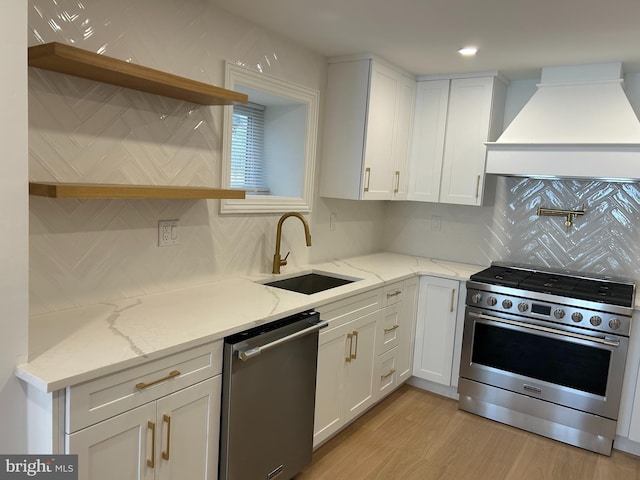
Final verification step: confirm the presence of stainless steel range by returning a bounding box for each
[458,263,635,455]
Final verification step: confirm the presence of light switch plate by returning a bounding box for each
[158,220,179,246]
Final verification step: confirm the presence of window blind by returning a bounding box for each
[230,102,269,193]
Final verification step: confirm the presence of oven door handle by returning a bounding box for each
[468,311,621,347]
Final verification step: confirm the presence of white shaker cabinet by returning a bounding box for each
[412,276,460,386]
[409,75,507,206]
[342,311,380,420]
[320,56,416,200]
[313,289,382,447]
[69,402,156,480]
[373,278,419,399]
[393,75,417,200]
[396,278,419,383]
[627,378,640,443]
[313,280,418,448]
[68,377,220,480]
[408,80,450,203]
[25,341,223,480]
[313,309,379,446]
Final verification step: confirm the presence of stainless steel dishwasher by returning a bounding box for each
[219,310,327,480]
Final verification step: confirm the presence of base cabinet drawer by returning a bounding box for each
[376,303,400,354]
[67,341,223,433]
[375,346,399,399]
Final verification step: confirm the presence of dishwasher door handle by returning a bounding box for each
[235,320,328,361]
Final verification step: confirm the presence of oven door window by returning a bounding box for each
[472,322,610,396]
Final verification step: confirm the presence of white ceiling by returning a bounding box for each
[209,0,640,79]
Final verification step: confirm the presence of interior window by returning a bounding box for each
[231,102,269,194]
[221,63,319,214]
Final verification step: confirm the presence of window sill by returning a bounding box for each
[220,195,311,214]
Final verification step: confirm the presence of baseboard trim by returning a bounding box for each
[407,376,459,400]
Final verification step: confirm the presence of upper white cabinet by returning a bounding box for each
[409,75,507,206]
[320,56,416,200]
[408,80,450,203]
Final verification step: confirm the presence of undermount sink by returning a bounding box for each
[263,272,358,295]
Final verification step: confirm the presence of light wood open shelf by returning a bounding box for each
[28,42,248,106]
[29,182,246,200]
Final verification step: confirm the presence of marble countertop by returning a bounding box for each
[17,253,485,393]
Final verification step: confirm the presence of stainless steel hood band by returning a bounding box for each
[235,320,328,361]
[468,311,621,347]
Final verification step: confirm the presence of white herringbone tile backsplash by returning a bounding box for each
[27,0,388,314]
[489,177,640,279]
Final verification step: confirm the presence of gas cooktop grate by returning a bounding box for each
[470,266,635,308]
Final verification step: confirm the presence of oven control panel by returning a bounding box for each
[466,287,630,336]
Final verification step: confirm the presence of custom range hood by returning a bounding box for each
[486,62,640,181]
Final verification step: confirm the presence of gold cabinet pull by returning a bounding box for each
[450,289,456,313]
[386,290,402,298]
[352,330,359,360]
[136,370,181,390]
[147,421,156,468]
[162,414,171,461]
[381,368,396,379]
[364,167,371,192]
[394,171,400,193]
[384,324,400,334]
[345,333,353,362]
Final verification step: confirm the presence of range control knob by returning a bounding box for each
[553,309,565,319]
[609,318,621,330]
[487,296,498,307]
[502,299,513,309]
[518,302,529,312]
[590,315,602,327]
[571,312,583,323]
[471,293,482,304]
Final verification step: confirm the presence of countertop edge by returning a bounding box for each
[17,253,485,393]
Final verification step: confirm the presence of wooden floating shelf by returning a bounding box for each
[29,182,246,200]
[28,42,248,106]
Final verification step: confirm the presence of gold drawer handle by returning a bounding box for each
[381,368,396,379]
[384,324,400,333]
[162,414,171,461]
[352,330,359,360]
[147,420,156,468]
[346,333,353,363]
[386,290,401,298]
[136,370,181,390]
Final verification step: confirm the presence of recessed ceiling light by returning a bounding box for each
[458,46,478,57]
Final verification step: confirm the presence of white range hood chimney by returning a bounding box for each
[485,62,640,181]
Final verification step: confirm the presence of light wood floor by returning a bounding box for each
[296,384,640,480]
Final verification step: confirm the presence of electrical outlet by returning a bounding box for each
[431,215,442,232]
[329,212,337,231]
[158,220,178,247]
